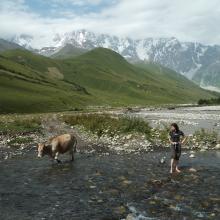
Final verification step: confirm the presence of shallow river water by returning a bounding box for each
[0,147,219,220]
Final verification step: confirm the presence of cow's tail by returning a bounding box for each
[71,134,77,153]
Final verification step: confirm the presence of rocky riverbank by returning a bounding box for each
[0,111,220,161]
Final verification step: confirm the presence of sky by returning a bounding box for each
[0,0,220,47]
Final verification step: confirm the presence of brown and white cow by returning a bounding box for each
[37,134,77,163]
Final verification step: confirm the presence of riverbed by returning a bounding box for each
[0,147,219,220]
[0,106,220,219]
[132,105,220,135]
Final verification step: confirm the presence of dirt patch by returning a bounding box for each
[47,67,63,79]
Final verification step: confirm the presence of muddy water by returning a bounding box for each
[0,147,219,220]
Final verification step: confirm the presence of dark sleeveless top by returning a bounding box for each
[169,130,185,143]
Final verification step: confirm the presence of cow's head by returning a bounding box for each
[37,143,46,158]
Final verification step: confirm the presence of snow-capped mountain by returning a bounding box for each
[10,34,34,50]
[9,30,220,90]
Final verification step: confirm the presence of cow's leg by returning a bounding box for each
[54,152,61,163]
[69,150,74,162]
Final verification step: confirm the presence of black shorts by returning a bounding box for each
[171,144,181,160]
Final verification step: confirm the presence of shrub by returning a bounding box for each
[0,117,42,134]
[193,128,218,147]
[62,114,151,138]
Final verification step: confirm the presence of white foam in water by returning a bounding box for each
[121,205,157,220]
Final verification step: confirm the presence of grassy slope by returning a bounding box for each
[0,39,23,52]
[0,52,95,113]
[60,48,214,105]
[134,61,214,102]
[0,48,216,113]
[51,44,88,59]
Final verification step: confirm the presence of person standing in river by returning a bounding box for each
[169,123,187,173]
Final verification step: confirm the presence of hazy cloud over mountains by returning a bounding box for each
[0,0,220,47]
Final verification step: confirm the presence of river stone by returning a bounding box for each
[215,144,220,149]
[126,134,132,140]
[126,214,135,220]
[189,154,195,158]
[122,180,132,185]
[114,206,126,215]
[189,168,197,172]
[105,188,119,195]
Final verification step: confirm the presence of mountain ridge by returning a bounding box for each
[0,47,215,113]
[9,29,220,90]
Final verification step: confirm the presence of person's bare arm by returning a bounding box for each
[181,136,187,145]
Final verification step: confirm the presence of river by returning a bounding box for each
[0,147,219,219]
[0,106,220,219]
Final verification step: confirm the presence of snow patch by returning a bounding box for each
[201,85,220,93]
[136,40,149,60]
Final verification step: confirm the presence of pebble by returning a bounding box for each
[215,144,220,149]
[126,214,134,220]
[160,157,166,164]
[189,168,197,172]
[114,206,126,215]
[122,180,132,185]
[189,154,195,158]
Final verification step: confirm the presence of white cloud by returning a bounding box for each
[0,0,220,48]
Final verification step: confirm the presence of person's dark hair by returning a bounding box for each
[171,123,179,132]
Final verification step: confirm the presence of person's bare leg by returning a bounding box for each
[175,160,181,173]
[173,159,177,172]
[170,159,174,173]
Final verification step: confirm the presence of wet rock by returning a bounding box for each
[125,134,132,140]
[160,156,166,164]
[189,168,197,172]
[126,214,135,220]
[174,195,183,201]
[122,180,132,185]
[114,206,126,215]
[210,213,216,217]
[214,144,220,149]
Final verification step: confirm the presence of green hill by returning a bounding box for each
[0,48,216,113]
[0,39,23,52]
[51,44,88,59]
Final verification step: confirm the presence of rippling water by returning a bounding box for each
[0,147,219,220]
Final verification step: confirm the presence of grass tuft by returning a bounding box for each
[62,114,151,138]
[192,128,218,147]
[0,117,42,135]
